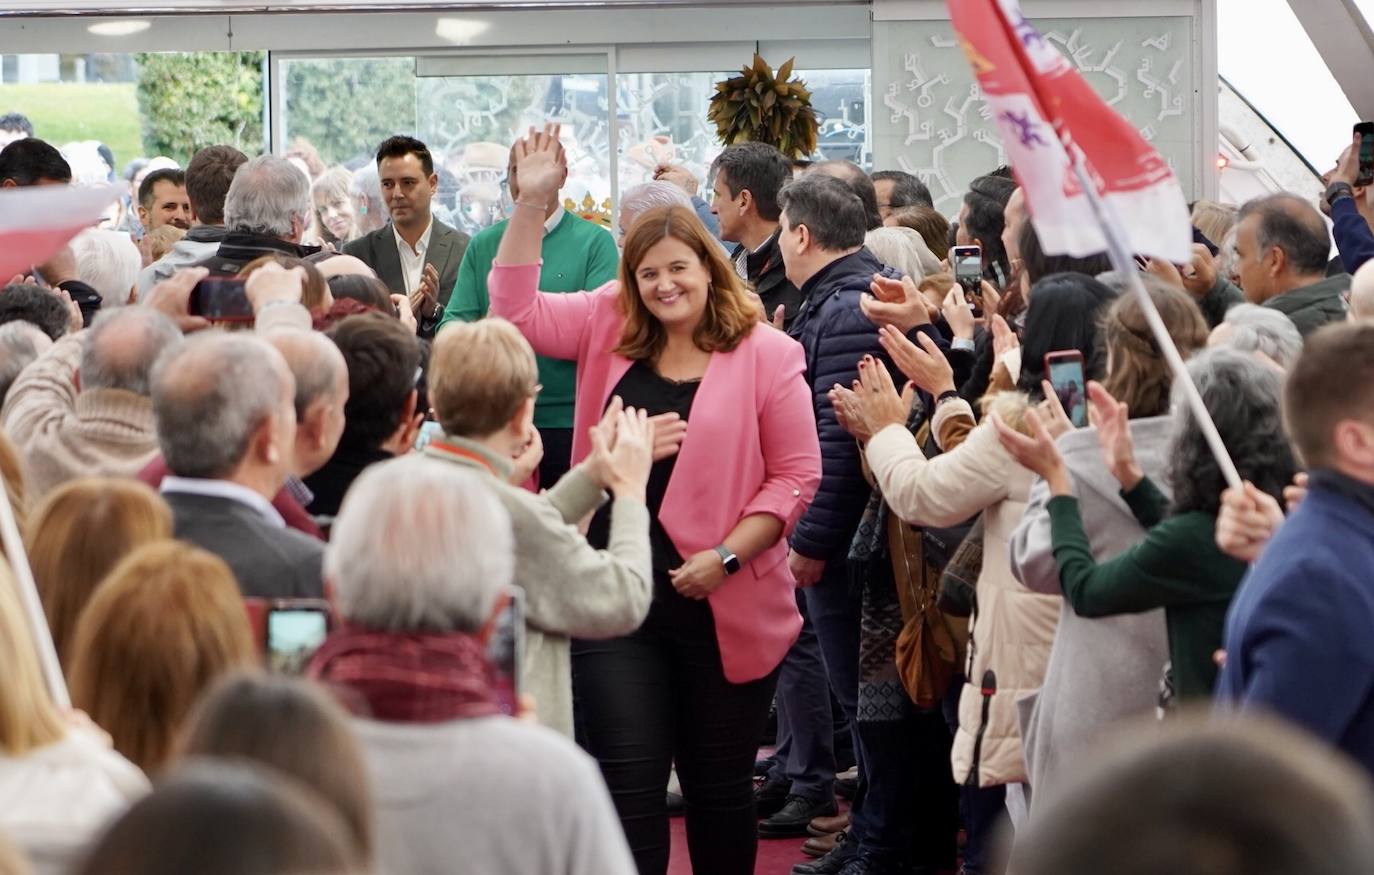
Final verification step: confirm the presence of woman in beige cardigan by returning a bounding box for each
[834,273,1116,799]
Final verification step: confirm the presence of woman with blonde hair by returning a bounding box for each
[489,125,821,874]
[68,541,257,774]
[27,478,172,671]
[309,166,360,248]
[0,560,147,875]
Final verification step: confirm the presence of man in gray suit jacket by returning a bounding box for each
[151,329,323,599]
[343,135,469,338]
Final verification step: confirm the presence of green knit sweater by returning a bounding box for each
[1047,476,1248,700]
[439,212,619,429]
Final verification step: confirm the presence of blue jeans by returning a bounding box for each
[766,591,835,801]
[803,565,869,846]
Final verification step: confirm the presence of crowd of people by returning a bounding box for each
[1,94,1374,875]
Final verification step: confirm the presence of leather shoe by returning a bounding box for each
[754,775,790,818]
[802,829,842,858]
[759,794,838,838]
[808,811,850,836]
[791,830,856,874]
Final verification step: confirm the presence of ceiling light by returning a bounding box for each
[87,20,151,37]
[435,18,490,44]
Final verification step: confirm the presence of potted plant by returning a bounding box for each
[708,54,818,159]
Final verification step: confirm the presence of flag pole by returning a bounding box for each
[0,466,70,708]
[1069,161,1243,491]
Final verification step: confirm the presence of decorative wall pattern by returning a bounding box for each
[872,16,1195,215]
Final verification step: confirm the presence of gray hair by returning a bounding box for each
[81,307,183,396]
[0,322,51,405]
[152,332,291,479]
[70,229,141,306]
[265,330,346,420]
[1216,303,1303,370]
[864,226,937,282]
[326,456,513,633]
[1166,347,1297,516]
[223,155,312,239]
[1237,193,1330,275]
[1216,227,1240,285]
[778,173,868,251]
[620,181,692,235]
[348,163,383,206]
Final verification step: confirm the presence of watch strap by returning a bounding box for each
[1327,181,1355,207]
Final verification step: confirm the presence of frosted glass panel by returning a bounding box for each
[873,17,1195,215]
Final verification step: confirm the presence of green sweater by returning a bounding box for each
[1047,477,1248,701]
[439,212,620,429]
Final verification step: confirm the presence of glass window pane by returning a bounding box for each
[416,71,610,235]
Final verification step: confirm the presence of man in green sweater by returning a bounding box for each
[439,142,619,487]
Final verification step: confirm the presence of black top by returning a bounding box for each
[586,360,700,573]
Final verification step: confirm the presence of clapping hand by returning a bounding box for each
[1087,382,1142,491]
[828,355,913,442]
[861,273,937,332]
[410,263,441,317]
[877,324,954,396]
[584,397,655,502]
[990,406,1071,494]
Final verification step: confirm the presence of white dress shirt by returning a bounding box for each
[393,218,435,293]
[543,205,566,236]
[161,476,286,528]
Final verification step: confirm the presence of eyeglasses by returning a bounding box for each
[531,382,543,398]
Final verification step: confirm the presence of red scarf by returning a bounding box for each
[307,624,503,723]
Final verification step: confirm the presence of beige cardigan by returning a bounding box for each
[424,437,652,736]
[1,334,158,503]
[866,398,1060,787]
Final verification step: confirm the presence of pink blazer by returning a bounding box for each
[489,263,821,682]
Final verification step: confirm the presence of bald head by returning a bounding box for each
[807,160,882,230]
[1351,261,1374,322]
[152,332,294,480]
[267,330,347,419]
[80,307,183,396]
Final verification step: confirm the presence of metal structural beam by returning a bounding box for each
[1286,0,1374,119]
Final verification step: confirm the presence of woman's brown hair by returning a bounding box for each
[69,541,257,774]
[888,205,951,262]
[614,205,757,361]
[1100,277,1208,418]
[179,672,373,861]
[0,560,65,756]
[27,478,172,672]
[0,433,26,552]
[239,255,330,312]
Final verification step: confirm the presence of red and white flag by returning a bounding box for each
[0,184,119,280]
[948,0,1193,263]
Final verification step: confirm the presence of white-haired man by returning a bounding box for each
[200,154,321,274]
[309,454,637,875]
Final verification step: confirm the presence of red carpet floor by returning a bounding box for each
[666,815,818,875]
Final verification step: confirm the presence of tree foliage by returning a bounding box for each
[284,57,417,166]
[134,52,265,163]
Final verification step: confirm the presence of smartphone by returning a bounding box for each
[484,588,525,716]
[952,244,984,315]
[1356,122,1374,187]
[1044,350,1088,428]
[265,599,331,674]
[189,277,254,322]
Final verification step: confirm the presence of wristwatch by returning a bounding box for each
[1327,181,1355,208]
[714,545,741,576]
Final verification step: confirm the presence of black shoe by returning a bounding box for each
[837,857,910,875]
[835,776,858,801]
[791,830,857,875]
[754,775,790,818]
[759,794,839,838]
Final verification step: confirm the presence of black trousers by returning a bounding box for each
[573,581,778,875]
[536,426,574,490]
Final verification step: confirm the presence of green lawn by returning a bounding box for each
[0,82,143,171]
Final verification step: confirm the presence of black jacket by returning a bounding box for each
[734,229,804,329]
[786,248,942,561]
[198,231,320,275]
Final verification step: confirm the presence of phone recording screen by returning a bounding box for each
[955,252,983,286]
[1048,359,1088,428]
[267,609,329,674]
[189,278,254,321]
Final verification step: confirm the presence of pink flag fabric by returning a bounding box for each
[948,0,1193,263]
[0,185,120,279]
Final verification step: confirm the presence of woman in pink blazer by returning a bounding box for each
[486,126,820,875]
